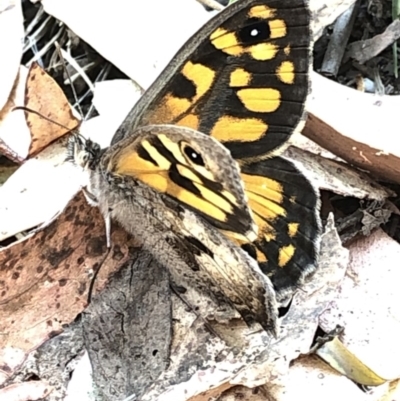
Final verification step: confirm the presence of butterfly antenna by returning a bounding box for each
[12,106,79,133]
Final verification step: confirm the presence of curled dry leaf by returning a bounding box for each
[268,355,389,401]
[23,63,80,156]
[304,72,400,184]
[0,193,139,384]
[289,131,345,161]
[284,146,394,201]
[315,335,387,386]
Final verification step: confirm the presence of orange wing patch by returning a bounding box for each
[230,68,251,87]
[248,5,277,19]
[211,116,268,143]
[276,61,295,84]
[182,61,215,102]
[269,19,287,39]
[248,43,279,61]
[237,88,281,113]
[210,28,243,56]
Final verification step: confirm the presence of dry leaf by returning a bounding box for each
[268,356,389,401]
[64,351,94,401]
[0,193,138,384]
[0,63,78,161]
[381,380,400,401]
[285,146,393,200]
[89,79,142,148]
[0,64,79,161]
[315,335,387,386]
[0,138,84,241]
[24,63,80,156]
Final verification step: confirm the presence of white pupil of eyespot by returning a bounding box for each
[191,152,197,159]
[250,29,259,37]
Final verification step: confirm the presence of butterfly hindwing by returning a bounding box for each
[239,157,320,299]
[113,0,311,160]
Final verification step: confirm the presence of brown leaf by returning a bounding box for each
[24,63,80,156]
[0,192,138,383]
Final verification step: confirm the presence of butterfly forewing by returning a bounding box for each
[113,0,311,161]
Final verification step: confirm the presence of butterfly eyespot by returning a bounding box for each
[239,20,270,44]
[182,144,205,166]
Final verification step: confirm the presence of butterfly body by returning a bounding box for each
[70,0,320,333]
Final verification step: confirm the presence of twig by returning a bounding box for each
[320,0,359,76]
[55,42,85,119]
[346,18,400,64]
[59,47,95,93]
[24,5,45,36]
[26,26,63,67]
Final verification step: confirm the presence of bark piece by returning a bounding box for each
[82,252,172,401]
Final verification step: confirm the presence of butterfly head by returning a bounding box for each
[107,124,258,242]
[67,134,102,171]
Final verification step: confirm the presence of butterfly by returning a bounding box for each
[69,0,320,333]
